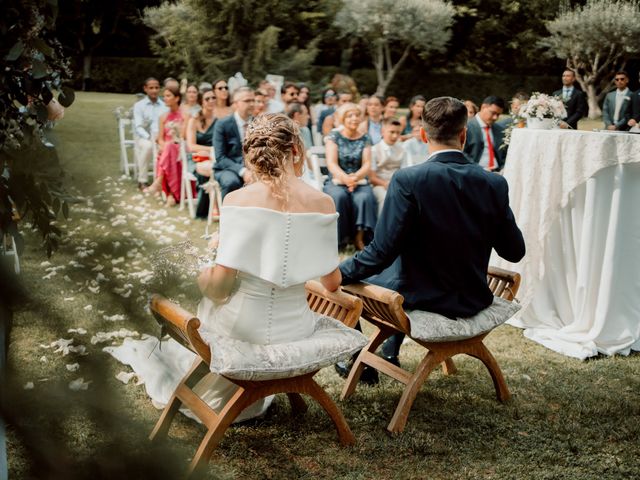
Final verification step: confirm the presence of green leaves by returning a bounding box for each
[5,40,24,61]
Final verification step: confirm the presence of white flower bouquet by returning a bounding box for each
[519,92,567,121]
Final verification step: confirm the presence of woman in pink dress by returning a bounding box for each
[145,85,185,206]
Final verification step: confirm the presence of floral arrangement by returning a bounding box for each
[518,92,567,120]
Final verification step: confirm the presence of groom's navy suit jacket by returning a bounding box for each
[212,114,244,176]
[339,151,525,318]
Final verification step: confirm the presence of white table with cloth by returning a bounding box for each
[493,128,640,359]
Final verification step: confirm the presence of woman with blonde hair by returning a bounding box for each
[324,103,377,250]
[108,114,359,423]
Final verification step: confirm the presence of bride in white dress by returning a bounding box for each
[107,113,342,422]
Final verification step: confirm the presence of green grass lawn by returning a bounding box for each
[5,92,639,479]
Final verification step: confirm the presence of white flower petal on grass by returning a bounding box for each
[40,261,52,268]
[115,371,137,384]
[103,314,126,322]
[66,363,80,372]
[83,305,93,311]
[69,378,91,391]
[96,273,107,283]
[43,271,57,280]
[92,264,104,272]
[39,356,48,363]
[88,285,100,294]
[91,329,140,345]
[68,328,87,335]
[69,345,88,356]
[63,297,75,301]
[24,382,35,390]
[51,338,75,355]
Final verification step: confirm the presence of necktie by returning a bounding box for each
[563,89,569,101]
[483,126,495,170]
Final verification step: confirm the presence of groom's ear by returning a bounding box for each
[460,127,467,148]
[420,127,428,143]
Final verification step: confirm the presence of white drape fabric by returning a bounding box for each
[493,129,640,359]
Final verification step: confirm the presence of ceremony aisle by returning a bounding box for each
[5,93,639,479]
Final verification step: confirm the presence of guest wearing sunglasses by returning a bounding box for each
[212,79,233,120]
[603,71,633,131]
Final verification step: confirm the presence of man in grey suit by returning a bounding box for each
[553,69,587,130]
[463,96,506,171]
[603,71,633,131]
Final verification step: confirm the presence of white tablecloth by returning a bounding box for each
[493,129,640,359]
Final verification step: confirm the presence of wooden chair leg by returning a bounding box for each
[387,351,443,434]
[149,359,210,442]
[340,328,391,400]
[187,386,253,478]
[467,342,511,403]
[306,379,355,446]
[287,393,308,416]
[441,357,457,375]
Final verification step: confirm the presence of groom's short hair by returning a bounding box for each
[421,97,468,145]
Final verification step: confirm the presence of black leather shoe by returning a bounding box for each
[334,360,352,378]
[382,355,401,368]
[334,361,379,385]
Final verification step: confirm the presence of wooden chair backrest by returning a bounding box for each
[305,280,363,328]
[487,266,521,301]
[150,295,211,365]
[341,283,410,334]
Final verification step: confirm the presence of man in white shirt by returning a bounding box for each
[132,77,168,189]
[603,71,633,131]
[462,96,506,171]
[369,118,407,214]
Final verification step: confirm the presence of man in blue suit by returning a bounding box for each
[463,96,506,171]
[602,71,633,131]
[339,97,525,366]
[212,87,255,198]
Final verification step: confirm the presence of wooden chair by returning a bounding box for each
[341,266,521,434]
[149,280,362,477]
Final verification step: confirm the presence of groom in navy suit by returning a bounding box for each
[212,87,255,198]
[339,97,525,366]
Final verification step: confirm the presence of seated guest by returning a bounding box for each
[212,87,255,199]
[497,91,529,129]
[181,83,201,118]
[281,82,300,110]
[463,99,478,118]
[322,92,353,136]
[553,69,587,130]
[297,83,313,129]
[463,95,506,171]
[603,71,633,131]
[254,89,268,116]
[133,77,168,190]
[401,95,426,141]
[383,96,407,132]
[163,77,180,91]
[316,88,337,133]
[324,103,377,250]
[186,87,216,218]
[369,118,407,214]
[358,95,384,145]
[286,102,313,150]
[339,96,525,367]
[212,78,233,119]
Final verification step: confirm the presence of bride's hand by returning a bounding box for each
[208,231,220,250]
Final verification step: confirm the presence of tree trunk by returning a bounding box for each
[82,53,92,91]
[586,84,601,119]
[374,44,411,98]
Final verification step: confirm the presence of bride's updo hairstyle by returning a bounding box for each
[243,113,305,203]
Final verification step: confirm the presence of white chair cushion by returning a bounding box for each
[208,316,368,381]
[407,297,520,343]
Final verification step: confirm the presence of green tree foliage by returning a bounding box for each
[334,0,456,96]
[539,0,640,118]
[143,0,336,84]
[1,0,74,257]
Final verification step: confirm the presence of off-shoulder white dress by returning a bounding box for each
[106,206,340,422]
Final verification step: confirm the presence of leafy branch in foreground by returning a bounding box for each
[0,0,75,256]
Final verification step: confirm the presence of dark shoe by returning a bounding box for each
[138,182,149,191]
[334,360,379,386]
[382,355,401,368]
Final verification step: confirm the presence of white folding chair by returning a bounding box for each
[312,128,324,147]
[204,146,223,239]
[1,233,20,274]
[307,146,327,191]
[179,140,197,218]
[118,118,136,177]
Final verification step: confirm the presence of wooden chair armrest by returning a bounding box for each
[150,294,200,331]
[342,282,410,332]
[341,282,404,307]
[305,280,363,328]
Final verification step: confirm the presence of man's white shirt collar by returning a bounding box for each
[427,149,462,161]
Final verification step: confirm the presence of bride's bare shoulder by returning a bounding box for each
[295,183,336,214]
[222,183,266,207]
